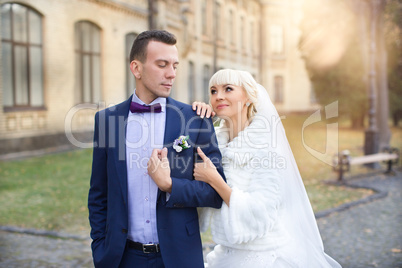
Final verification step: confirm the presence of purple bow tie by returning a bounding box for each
[130,102,162,113]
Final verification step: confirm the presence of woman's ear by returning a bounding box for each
[130,60,141,79]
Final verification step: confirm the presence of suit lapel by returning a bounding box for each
[159,97,185,202]
[163,97,185,148]
[113,95,132,207]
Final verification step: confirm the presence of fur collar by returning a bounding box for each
[215,117,271,165]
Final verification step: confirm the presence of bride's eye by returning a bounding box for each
[210,89,217,94]
[225,86,233,92]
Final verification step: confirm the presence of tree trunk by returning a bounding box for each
[376,0,392,150]
[351,114,365,129]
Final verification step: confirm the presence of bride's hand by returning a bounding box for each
[193,147,218,184]
[192,101,216,118]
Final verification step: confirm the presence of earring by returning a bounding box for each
[246,102,251,107]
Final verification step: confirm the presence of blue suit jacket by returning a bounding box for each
[88,96,225,268]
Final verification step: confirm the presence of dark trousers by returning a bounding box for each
[119,245,165,268]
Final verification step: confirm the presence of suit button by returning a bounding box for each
[122,228,128,234]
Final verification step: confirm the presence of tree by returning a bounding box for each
[384,0,402,126]
[299,0,369,128]
[309,36,368,128]
[300,0,402,128]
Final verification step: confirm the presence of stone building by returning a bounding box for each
[0,0,317,153]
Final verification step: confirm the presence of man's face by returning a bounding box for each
[132,41,179,103]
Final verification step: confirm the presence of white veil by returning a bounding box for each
[253,84,341,267]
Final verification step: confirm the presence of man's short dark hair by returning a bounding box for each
[129,30,177,63]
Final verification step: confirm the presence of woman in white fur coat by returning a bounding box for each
[192,69,341,268]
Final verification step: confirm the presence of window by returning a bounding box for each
[240,17,244,50]
[250,21,254,53]
[215,2,221,40]
[274,76,284,103]
[203,65,211,102]
[126,33,137,98]
[270,25,284,54]
[188,61,195,102]
[1,3,44,109]
[202,0,207,35]
[75,21,101,103]
[228,10,234,45]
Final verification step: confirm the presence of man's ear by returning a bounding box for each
[130,60,141,79]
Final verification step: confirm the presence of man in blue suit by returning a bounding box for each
[88,30,225,268]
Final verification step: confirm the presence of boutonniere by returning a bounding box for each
[173,135,191,153]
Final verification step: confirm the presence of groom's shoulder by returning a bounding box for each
[97,97,131,116]
[167,97,215,128]
[167,97,196,114]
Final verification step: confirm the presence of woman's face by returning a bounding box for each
[210,84,249,119]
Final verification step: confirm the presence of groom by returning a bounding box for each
[88,30,225,268]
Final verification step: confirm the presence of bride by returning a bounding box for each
[192,69,341,267]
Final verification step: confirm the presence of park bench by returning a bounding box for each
[333,147,400,181]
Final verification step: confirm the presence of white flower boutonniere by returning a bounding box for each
[173,135,191,153]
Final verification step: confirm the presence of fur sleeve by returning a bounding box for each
[219,167,282,244]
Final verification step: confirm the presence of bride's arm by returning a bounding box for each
[193,147,232,206]
[195,147,283,244]
[223,170,282,244]
[199,168,232,207]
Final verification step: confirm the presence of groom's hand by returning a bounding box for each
[148,147,172,193]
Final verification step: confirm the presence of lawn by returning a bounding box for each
[0,113,401,241]
[0,149,92,236]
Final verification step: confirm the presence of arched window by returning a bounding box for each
[1,3,44,109]
[274,76,284,103]
[75,21,101,103]
[188,61,195,102]
[203,65,210,102]
[270,25,284,54]
[126,32,137,98]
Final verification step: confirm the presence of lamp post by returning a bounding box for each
[364,0,380,167]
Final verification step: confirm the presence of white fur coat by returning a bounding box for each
[199,118,290,251]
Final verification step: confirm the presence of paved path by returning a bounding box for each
[0,170,401,268]
[318,170,402,268]
[0,231,92,268]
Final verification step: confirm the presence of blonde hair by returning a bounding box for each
[209,69,258,119]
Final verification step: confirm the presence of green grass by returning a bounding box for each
[0,149,92,236]
[1,114,401,243]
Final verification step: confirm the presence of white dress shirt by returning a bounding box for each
[125,90,166,244]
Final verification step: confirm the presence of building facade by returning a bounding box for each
[0,0,318,153]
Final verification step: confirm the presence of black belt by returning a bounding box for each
[127,240,160,253]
